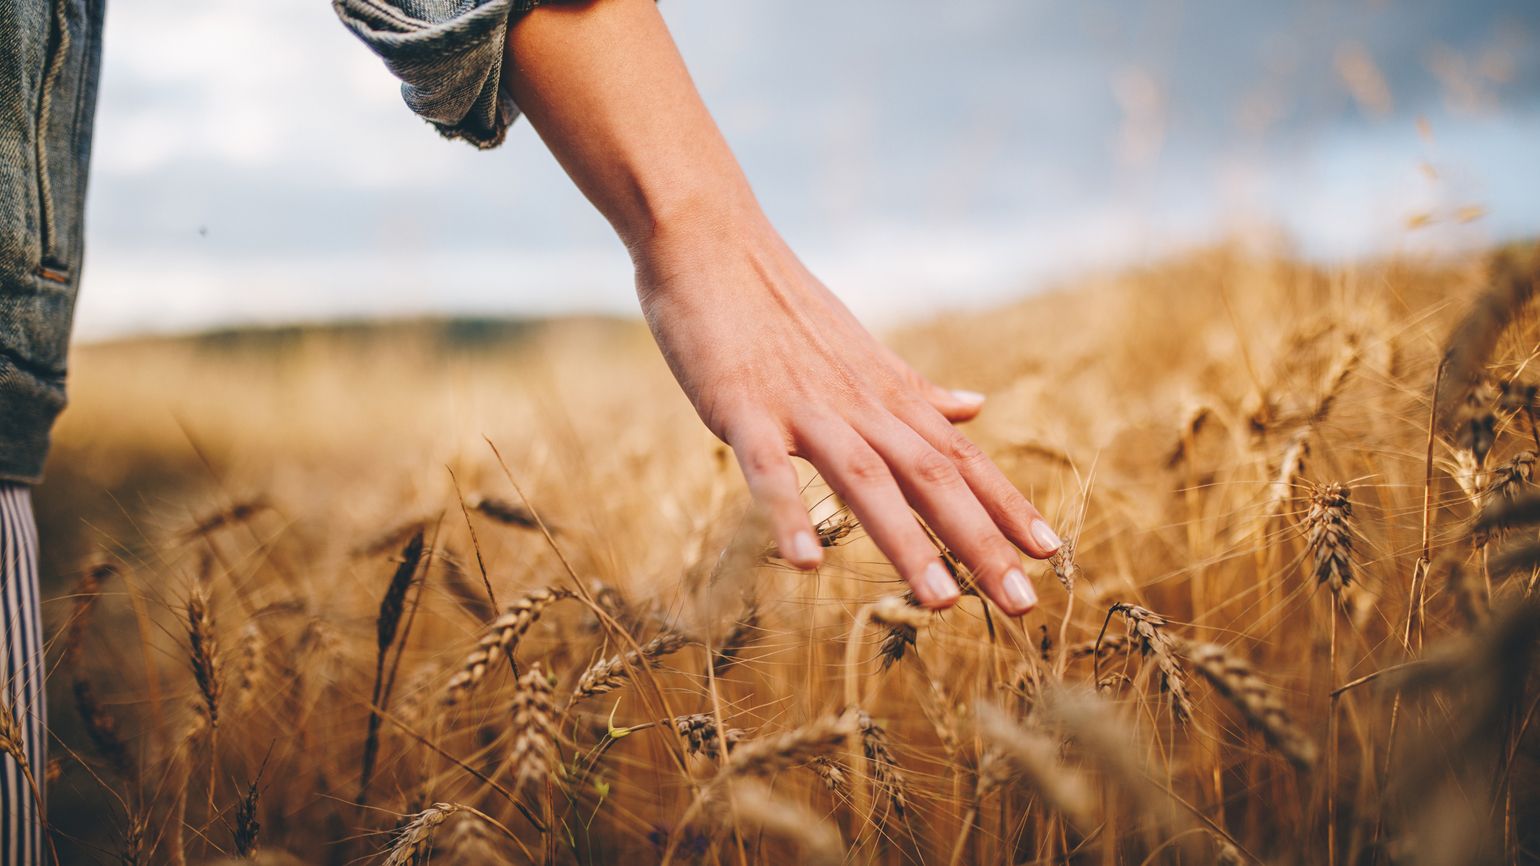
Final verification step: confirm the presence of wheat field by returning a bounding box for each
[30,244,1540,864]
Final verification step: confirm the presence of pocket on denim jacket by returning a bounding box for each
[33,0,103,283]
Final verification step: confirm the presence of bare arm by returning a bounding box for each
[502,0,1060,614]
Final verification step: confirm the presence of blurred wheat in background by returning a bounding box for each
[23,243,1540,864]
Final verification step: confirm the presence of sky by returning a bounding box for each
[76,0,1540,338]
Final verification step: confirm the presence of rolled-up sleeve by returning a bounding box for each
[333,0,543,149]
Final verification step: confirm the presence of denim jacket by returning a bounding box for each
[1,0,531,482]
[333,0,547,149]
[0,0,105,483]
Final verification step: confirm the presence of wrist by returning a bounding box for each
[617,177,767,260]
[629,194,802,314]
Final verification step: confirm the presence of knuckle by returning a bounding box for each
[844,450,892,483]
[945,431,988,466]
[987,483,1034,528]
[913,448,960,485]
[736,441,785,478]
[965,531,1017,564]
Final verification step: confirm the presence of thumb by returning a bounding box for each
[925,383,987,422]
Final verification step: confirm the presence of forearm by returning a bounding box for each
[499,0,1057,616]
[501,0,761,254]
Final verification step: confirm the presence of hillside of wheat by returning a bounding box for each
[34,244,1540,865]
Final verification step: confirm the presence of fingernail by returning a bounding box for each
[1030,520,1063,553]
[919,561,960,606]
[791,531,822,567]
[1002,568,1037,613]
[951,389,986,407]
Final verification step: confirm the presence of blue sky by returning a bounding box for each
[77,0,1539,338]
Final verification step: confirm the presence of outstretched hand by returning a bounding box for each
[634,211,1060,614]
[503,0,1059,614]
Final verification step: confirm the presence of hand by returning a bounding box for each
[498,0,1060,613]
[634,208,1062,615]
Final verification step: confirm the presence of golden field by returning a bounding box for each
[31,244,1540,864]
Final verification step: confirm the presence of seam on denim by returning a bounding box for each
[59,0,97,270]
[34,0,74,264]
[333,0,423,31]
[337,1,514,57]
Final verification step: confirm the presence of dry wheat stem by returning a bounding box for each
[382,803,525,866]
[1048,536,1080,594]
[1183,641,1318,769]
[676,713,744,760]
[846,596,932,714]
[1434,248,1539,434]
[185,589,223,730]
[359,528,427,806]
[855,709,912,820]
[444,587,573,707]
[572,631,693,701]
[508,664,557,793]
[712,601,760,676]
[721,780,844,866]
[1108,603,1194,722]
[0,696,59,866]
[974,701,1097,829]
[1305,482,1354,595]
[662,710,859,866]
[486,437,695,778]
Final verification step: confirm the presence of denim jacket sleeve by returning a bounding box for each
[333,0,544,149]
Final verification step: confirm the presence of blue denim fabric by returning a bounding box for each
[334,0,545,149]
[2,0,530,481]
[0,0,105,484]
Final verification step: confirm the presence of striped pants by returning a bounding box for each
[0,484,45,865]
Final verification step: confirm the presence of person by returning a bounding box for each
[0,0,1060,856]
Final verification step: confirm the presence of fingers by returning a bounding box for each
[728,421,822,570]
[896,396,1063,560]
[859,416,1042,616]
[794,420,962,609]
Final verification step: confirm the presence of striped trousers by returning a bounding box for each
[0,484,45,865]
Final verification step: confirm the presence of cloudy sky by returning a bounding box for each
[78,0,1538,338]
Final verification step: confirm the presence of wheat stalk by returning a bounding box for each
[1183,641,1318,769]
[384,803,463,866]
[877,592,923,671]
[711,601,759,677]
[1065,632,1132,661]
[359,528,427,805]
[72,678,133,782]
[675,713,744,760]
[855,710,912,819]
[572,631,692,701]
[233,774,261,857]
[1434,247,1539,434]
[1264,431,1311,523]
[722,780,844,866]
[717,710,860,781]
[231,619,266,718]
[974,701,1097,828]
[509,663,557,792]
[1109,603,1193,721]
[1048,536,1080,593]
[3,694,59,865]
[1304,482,1354,595]
[180,497,270,539]
[186,588,223,729]
[444,587,572,706]
[466,493,542,528]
